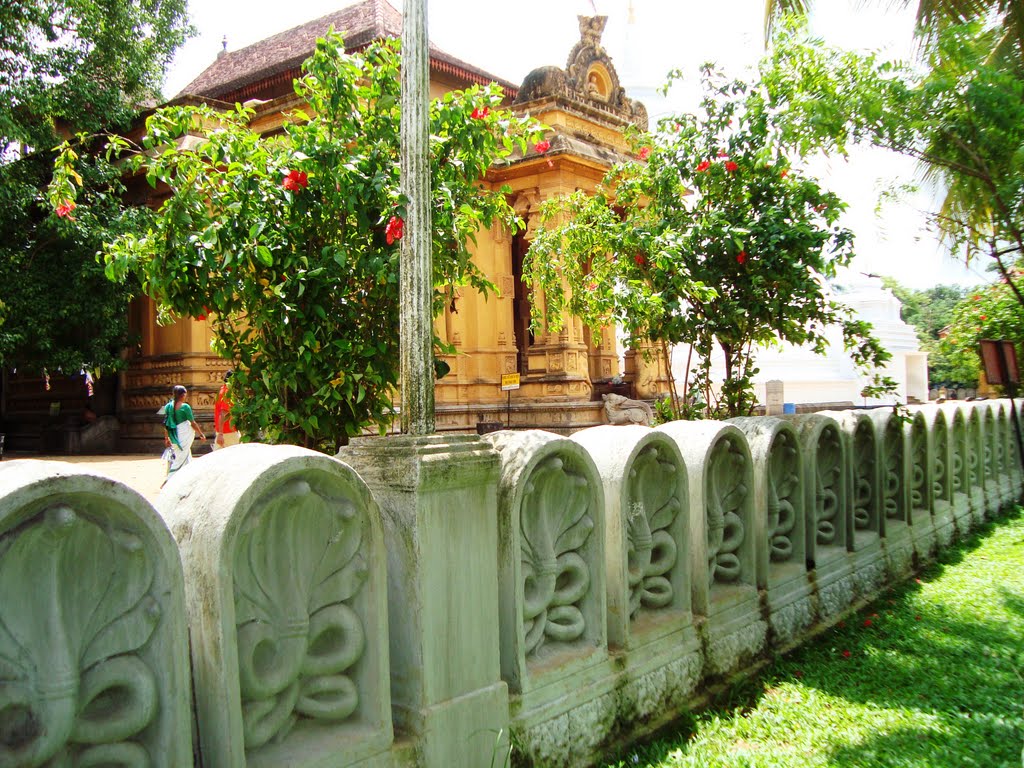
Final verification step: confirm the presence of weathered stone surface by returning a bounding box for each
[338,434,507,767]
[730,416,817,649]
[868,408,916,578]
[571,425,692,648]
[941,403,975,535]
[782,414,855,621]
[159,444,391,768]
[656,421,766,678]
[0,460,192,768]
[602,393,654,426]
[484,430,607,689]
[906,409,939,561]
[961,405,986,524]
[913,406,957,549]
[484,429,610,767]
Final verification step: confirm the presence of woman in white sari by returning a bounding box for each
[160,385,206,485]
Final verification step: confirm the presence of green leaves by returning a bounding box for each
[49,33,543,450]
[1,0,192,150]
[525,64,890,418]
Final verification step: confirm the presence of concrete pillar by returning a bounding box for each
[338,435,509,766]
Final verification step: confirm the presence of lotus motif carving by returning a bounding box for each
[706,437,747,586]
[520,455,594,657]
[233,479,368,750]
[624,445,681,617]
[0,505,161,768]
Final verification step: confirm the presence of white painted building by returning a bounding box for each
[671,273,929,409]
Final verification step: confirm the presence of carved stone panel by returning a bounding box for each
[157,444,391,768]
[705,435,750,589]
[852,420,879,532]
[882,418,908,524]
[519,456,594,657]
[910,415,930,512]
[484,430,606,695]
[766,429,802,565]
[0,462,192,768]
[623,443,684,618]
[573,426,691,650]
[233,479,369,750]
[933,416,950,503]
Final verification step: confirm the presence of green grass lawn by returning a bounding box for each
[603,509,1024,768]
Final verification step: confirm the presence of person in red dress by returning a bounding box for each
[214,372,241,449]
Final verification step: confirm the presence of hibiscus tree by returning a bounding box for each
[524,66,894,418]
[51,33,543,448]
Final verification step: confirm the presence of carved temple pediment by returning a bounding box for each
[515,16,647,131]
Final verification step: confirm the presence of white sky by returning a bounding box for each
[163,0,987,291]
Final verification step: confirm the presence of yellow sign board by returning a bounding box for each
[500,373,521,391]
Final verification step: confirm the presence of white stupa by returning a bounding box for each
[671,272,929,408]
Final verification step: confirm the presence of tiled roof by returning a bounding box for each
[176,0,517,101]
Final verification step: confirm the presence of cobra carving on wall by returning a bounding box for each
[814,427,843,546]
[520,455,594,657]
[952,413,966,493]
[233,478,368,751]
[933,421,949,501]
[967,414,981,486]
[853,422,876,530]
[624,445,682,618]
[705,437,748,587]
[766,430,800,563]
[883,422,905,521]
[910,420,928,509]
[0,505,162,768]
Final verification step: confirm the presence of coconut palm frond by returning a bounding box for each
[764,0,813,41]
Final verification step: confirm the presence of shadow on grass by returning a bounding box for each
[600,508,1024,768]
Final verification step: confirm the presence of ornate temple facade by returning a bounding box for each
[1,0,659,452]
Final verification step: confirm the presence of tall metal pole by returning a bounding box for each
[399,0,434,435]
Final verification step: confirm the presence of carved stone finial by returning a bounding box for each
[577,15,607,48]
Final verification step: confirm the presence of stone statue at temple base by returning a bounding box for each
[603,393,654,426]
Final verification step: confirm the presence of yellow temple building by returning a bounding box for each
[2,0,669,453]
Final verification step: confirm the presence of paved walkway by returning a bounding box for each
[2,452,215,503]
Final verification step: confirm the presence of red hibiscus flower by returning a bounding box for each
[196,306,210,321]
[534,139,551,154]
[842,649,852,659]
[863,618,873,627]
[736,251,747,264]
[634,253,647,267]
[717,150,729,158]
[385,215,404,245]
[55,201,76,220]
[638,146,651,160]
[980,315,986,321]
[724,160,739,172]
[282,170,308,191]
[696,160,711,173]
[471,106,490,119]
[780,169,789,178]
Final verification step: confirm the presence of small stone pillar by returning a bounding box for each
[765,380,785,416]
[338,435,510,766]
